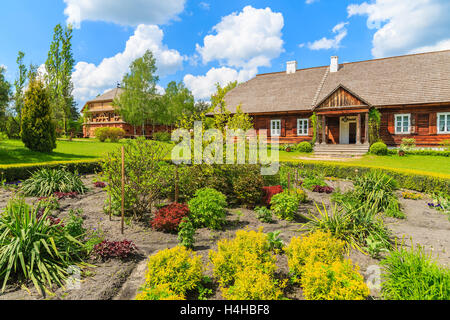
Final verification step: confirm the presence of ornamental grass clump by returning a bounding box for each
[188,188,227,230]
[21,168,87,197]
[380,243,450,300]
[285,231,345,283]
[0,198,86,295]
[143,246,204,296]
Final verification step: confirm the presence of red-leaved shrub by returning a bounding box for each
[312,185,334,194]
[53,192,78,200]
[93,240,137,261]
[94,181,106,188]
[151,203,190,233]
[262,185,283,206]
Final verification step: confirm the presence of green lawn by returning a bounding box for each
[1,139,448,178]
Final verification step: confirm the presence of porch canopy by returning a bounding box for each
[314,85,371,145]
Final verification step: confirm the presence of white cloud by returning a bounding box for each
[72,24,184,104]
[305,0,319,4]
[348,0,450,58]
[307,22,348,50]
[63,0,186,28]
[196,6,284,70]
[409,39,450,54]
[199,2,210,10]
[183,67,256,100]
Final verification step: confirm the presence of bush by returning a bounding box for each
[302,259,370,300]
[209,228,276,287]
[222,265,286,300]
[188,188,227,230]
[295,188,308,203]
[92,240,137,261]
[296,141,313,153]
[0,132,7,141]
[400,138,416,151]
[0,198,85,294]
[94,127,125,142]
[254,206,273,223]
[285,231,345,283]
[312,185,334,194]
[270,191,300,221]
[262,185,283,206]
[232,168,264,208]
[302,176,327,191]
[151,203,190,233]
[136,283,185,300]
[380,245,450,300]
[177,217,196,248]
[102,138,170,218]
[21,168,88,197]
[21,79,56,152]
[95,127,109,142]
[64,209,86,238]
[153,131,171,142]
[369,142,388,155]
[144,246,204,295]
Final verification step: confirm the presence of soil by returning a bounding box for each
[0,176,448,300]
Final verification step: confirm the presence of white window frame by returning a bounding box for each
[437,112,450,134]
[394,114,411,134]
[270,119,281,136]
[297,118,309,136]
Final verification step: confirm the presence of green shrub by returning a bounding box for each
[369,142,388,155]
[400,138,416,151]
[20,79,56,153]
[302,176,327,191]
[381,244,450,300]
[154,131,171,142]
[136,284,184,300]
[188,187,227,230]
[0,132,7,141]
[95,127,109,142]
[254,206,273,223]
[177,217,196,248]
[95,127,125,142]
[64,209,86,238]
[102,138,170,218]
[0,198,85,294]
[232,167,264,208]
[0,160,101,183]
[296,141,313,153]
[21,168,88,197]
[270,190,300,221]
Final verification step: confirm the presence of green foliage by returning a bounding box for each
[21,79,56,152]
[177,217,196,248]
[368,108,381,144]
[380,244,450,300]
[0,198,85,294]
[369,142,388,155]
[95,127,125,142]
[232,166,264,208]
[64,209,86,238]
[188,187,227,230]
[296,141,313,153]
[227,105,254,131]
[102,138,169,218]
[270,191,300,221]
[153,131,171,142]
[160,81,195,126]
[136,283,184,300]
[21,168,88,197]
[400,138,416,151]
[302,176,327,191]
[254,206,273,223]
[267,231,284,251]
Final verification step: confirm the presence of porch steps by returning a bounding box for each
[313,144,370,157]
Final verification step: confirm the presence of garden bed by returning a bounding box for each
[0,175,447,300]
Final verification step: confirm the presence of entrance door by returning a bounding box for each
[339,116,357,144]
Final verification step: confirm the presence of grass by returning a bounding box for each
[1,139,449,177]
[0,139,172,165]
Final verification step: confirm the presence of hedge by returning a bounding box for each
[0,160,102,182]
[387,149,450,157]
[282,161,450,195]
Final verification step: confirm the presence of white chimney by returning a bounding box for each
[286,60,297,74]
[330,56,339,73]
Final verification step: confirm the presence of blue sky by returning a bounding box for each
[1,0,449,110]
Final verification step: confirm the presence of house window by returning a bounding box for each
[395,114,411,134]
[437,113,450,134]
[270,120,281,136]
[297,119,309,136]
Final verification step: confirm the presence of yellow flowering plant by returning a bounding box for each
[135,283,185,300]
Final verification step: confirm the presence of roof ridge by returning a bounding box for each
[311,67,330,107]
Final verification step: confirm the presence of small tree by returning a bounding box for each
[21,79,56,152]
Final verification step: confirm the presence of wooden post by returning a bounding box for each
[356,113,361,144]
[121,146,125,235]
[364,112,369,144]
[174,165,179,203]
[109,176,112,221]
[321,115,326,144]
[315,115,320,145]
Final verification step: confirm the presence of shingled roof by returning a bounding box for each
[88,87,124,103]
[224,49,450,114]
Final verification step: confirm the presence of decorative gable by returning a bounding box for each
[315,85,370,110]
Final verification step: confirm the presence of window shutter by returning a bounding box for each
[281,119,286,137]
